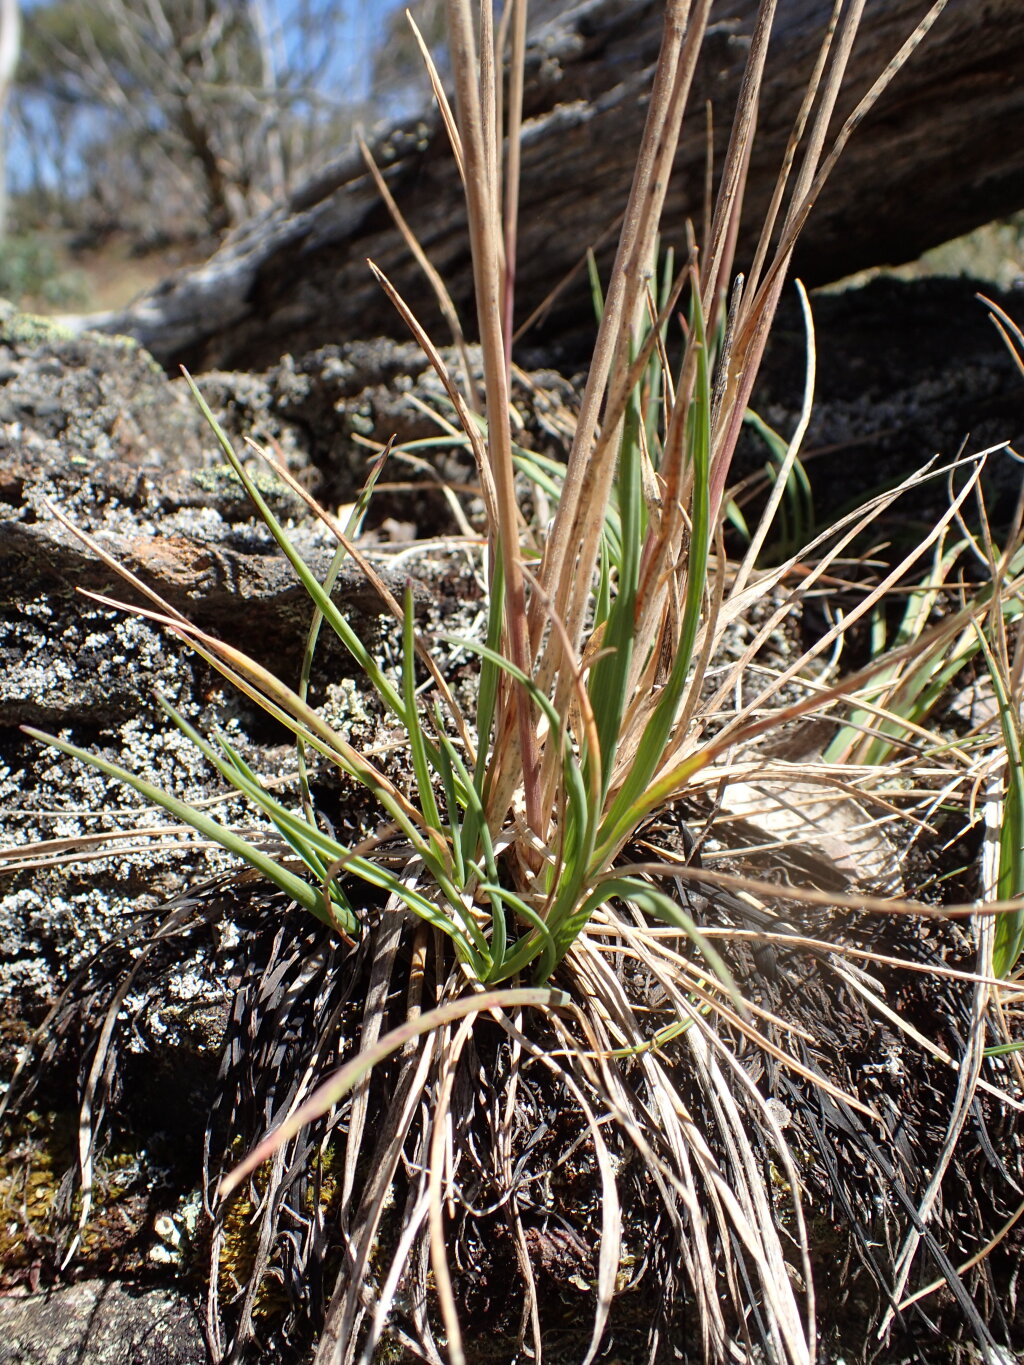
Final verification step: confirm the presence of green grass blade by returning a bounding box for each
[402,581,445,840]
[296,446,389,821]
[22,724,354,934]
[587,383,642,797]
[433,725,466,888]
[435,714,497,885]
[472,552,505,805]
[182,371,409,727]
[598,286,712,855]
[586,247,605,324]
[564,876,738,1000]
[975,627,1024,976]
[481,883,558,982]
[444,630,597,976]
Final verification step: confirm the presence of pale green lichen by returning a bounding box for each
[0,301,76,347]
[0,299,162,375]
[190,461,297,505]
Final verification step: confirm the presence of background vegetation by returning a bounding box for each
[0,0,1019,314]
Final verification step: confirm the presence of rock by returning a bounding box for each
[0,1280,207,1365]
[754,276,1024,508]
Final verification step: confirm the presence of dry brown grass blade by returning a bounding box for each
[582,907,878,1121]
[538,0,713,652]
[501,0,528,358]
[340,903,406,1212]
[365,258,497,523]
[657,452,993,785]
[701,0,779,318]
[358,133,478,409]
[491,1028,543,1359]
[359,1188,433,1362]
[365,259,535,831]
[406,8,464,183]
[982,292,1024,381]
[559,942,814,1364]
[583,261,690,497]
[41,496,191,624]
[0,828,216,875]
[329,1041,440,1365]
[732,278,816,597]
[741,0,950,341]
[569,1078,624,1365]
[642,859,1024,929]
[711,451,993,738]
[744,0,843,302]
[76,588,432,836]
[691,1025,811,1363]
[511,213,624,342]
[488,979,719,1354]
[897,1196,1024,1313]
[444,0,540,833]
[712,1,950,511]
[427,1012,475,1365]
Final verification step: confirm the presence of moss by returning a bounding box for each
[0,1103,211,1289]
[0,1110,145,1281]
[0,1111,72,1278]
[215,1182,262,1305]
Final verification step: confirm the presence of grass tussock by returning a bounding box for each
[6,1,1024,1363]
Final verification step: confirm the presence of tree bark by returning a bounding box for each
[80,0,1024,371]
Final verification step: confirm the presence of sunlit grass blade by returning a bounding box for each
[436,709,498,888]
[473,553,504,807]
[444,631,595,979]
[598,283,712,856]
[21,725,355,934]
[402,581,445,841]
[569,876,739,1003]
[296,443,390,822]
[78,588,447,867]
[182,369,411,728]
[586,379,643,798]
[826,540,1024,766]
[975,627,1024,976]
[743,407,813,558]
[160,701,489,967]
[160,698,353,922]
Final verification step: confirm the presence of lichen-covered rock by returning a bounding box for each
[0,298,202,469]
[0,1279,207,1364]
[0,314,547,1028]
[0,313,374,1024]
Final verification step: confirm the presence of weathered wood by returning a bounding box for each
[80,0,1024,371]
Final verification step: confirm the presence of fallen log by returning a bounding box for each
[79,0,1024,371]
